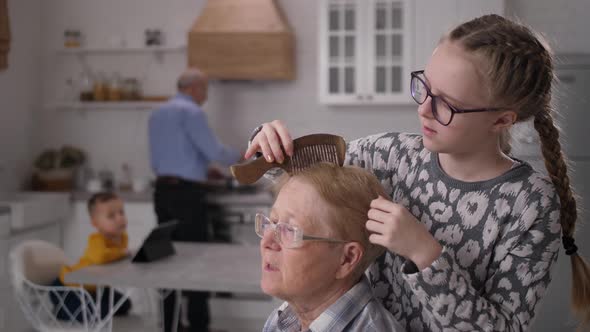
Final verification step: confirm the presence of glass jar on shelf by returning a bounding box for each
[93,72,108,101]
[107,73,123,101]
[64,29,83,48]
[78,72,94,101]
[145,29,164,47]
[59,77,78,102]
[122,78,142,101]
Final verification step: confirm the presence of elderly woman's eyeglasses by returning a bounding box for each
[410,70,502,126]
[255,213,348,249]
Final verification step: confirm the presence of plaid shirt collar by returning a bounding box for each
[275,276,373,332]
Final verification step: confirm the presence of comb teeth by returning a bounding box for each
[290,144,338,174]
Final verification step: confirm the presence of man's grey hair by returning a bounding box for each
[177,68,206,91]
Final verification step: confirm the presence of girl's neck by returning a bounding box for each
[438,148,515,182]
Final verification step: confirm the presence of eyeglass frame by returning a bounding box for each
[410,70,503,126]
[255,213,348,249]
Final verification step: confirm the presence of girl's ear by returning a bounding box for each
[492,111,517,132]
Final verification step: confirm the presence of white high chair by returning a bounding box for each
[9,240,168,332]
[9,239,108,331]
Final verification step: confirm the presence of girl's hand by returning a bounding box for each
[366,196,442,270]
[244,120,294,164]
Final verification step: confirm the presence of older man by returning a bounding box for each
[149,68,241,332]
[257,163,404,332]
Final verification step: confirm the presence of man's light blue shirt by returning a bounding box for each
[148,93,240,182]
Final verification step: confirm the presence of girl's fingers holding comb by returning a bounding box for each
[244,139,260,159]
[257,131,275,163]
[271,120,294,157]
[262,125,285,163]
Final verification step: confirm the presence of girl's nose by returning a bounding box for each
[417,97,435,119]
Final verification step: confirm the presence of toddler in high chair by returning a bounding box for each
[50,192,132,321]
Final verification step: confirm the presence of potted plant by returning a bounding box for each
[32,146,86,191]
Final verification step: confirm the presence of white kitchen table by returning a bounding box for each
[65,242,264,332]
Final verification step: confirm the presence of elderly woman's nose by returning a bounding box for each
[261,229,281,250]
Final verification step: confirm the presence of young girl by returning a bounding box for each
[244,14,590,331]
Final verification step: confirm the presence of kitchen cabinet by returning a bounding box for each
[319,0,413,105]
[318,0,504,105]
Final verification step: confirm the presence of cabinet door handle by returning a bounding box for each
[357,95,364,100]
[366,94,373,100]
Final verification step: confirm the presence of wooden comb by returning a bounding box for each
[231,133,346,185]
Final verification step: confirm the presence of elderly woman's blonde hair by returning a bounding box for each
[276,162,388,280]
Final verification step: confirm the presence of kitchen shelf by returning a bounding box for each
[56,45,186,55]
[47,101,165,111]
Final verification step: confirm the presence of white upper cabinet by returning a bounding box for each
[319,0,504,105]
[319,0,413,105]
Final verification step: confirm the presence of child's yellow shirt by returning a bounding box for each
[59,232,128,292]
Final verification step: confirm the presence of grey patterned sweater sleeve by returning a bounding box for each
[347,132,562,331]
[402,204,561,331]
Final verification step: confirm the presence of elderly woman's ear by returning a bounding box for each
[334,242,364,280]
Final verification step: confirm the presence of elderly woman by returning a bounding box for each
[257,163,404,332]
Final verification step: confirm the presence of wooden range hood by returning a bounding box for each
[188,0,295,81]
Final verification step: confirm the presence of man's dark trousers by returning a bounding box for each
[154,178,210,332]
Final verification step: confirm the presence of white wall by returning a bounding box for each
[1,0,588,188]
[0,0,41,191]
[35,0,420,182]
[506,0,590,53]
[40,0,590,183]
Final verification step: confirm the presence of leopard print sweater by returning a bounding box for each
[347,132,561,332]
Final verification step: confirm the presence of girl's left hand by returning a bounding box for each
[366,196,442,270]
